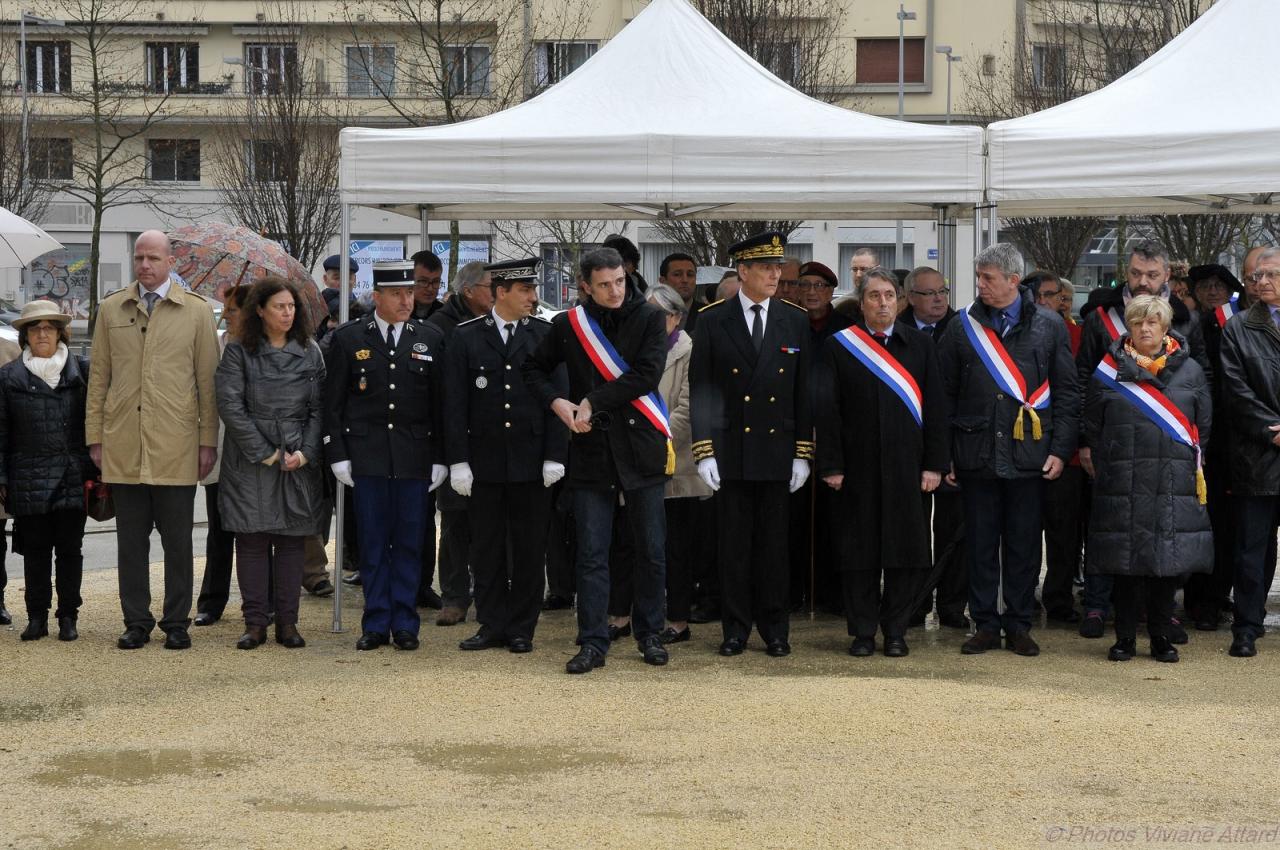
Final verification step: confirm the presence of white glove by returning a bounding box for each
[697,458,721,492]
[449,462,473,497]
[330,460,354,488]
[542,460,565,488]
[429,463,448,492]
[789,459,811,493]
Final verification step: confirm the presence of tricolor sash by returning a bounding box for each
[1214,296,1239,329]
[833,326,923,427]
[1094,354,1206,504]
[566,305,676,474]
[1099,306,1125,341]
[961,305,1051,441]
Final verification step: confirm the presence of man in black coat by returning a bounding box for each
[1218,246,1280,658]
[445,258,567,655]
[817,267,949,658]
[323,263,448,651]
[410,250,446,324]
[424,260,496,623]
[937,243,1079,657]
[900,266,969,630]
[690,231,813,658]
[523,247,672,674]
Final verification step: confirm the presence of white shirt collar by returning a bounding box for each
[738,290,770,315]
[140,278,171,302]
[372,313,400,341]
[868,323,895,338]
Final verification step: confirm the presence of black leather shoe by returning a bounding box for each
[308,579,335,598]
[342,571,362,586]
[848,636,875,657]
[659,626,691,644]
[507,636,533,654]
[1108,638,1136,661]
[237,626,267,650]
[541,594,573,611]
[1005,630,1040,657]
[0,604,10,626]
[640,636,669,666]
[1150,635,1179,663]
[193,611,219,627]
[961,630,1002,655]
[765,639,791,658]
[57,616,78,642]
[607,622,632,642]
[20,616,49,641]
[1079,610,1106,638]
[163,627,192,650]
[1047,608,1081,624]
[392,630,420,650]
[937,612,970,630]
[718,637,746,656]
[117,626,150,650]
[688,602,720,624]
[416,587,443,609]
[883,636,909,658]
[459,631,506,651]
[276,624,306,648]
[1168,618,1189,645]
[1229,635,1257,658]
[355,631,388,651]
[1193,616,1220,632]
[565,646,606,674]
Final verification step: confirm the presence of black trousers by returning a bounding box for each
[1184,460,1235,621]
[15,509,85,618]
[692,494,720,607]
[468,481,551,641]
[196,484,236,617]
[961,475,1044,635]
[607,505,637,618]
[664,497,699,623]
[114,483,196,632]
[915,489,968,619]
[1233,495,1280,640]
[718,480,790,643]
[0,517,8,603]
[844,568,923,639]
[433,507,471,609]
[544,483,575,600]
[1041,465,1088,615]
[1112,575,1179,641]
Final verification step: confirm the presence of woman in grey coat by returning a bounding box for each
[216,278,326,650]
[1082,295,1212,664]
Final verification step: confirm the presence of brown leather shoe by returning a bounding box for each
[436,605,467,627]
[237,625,268,650]
[960,630,1003,655]
[1005,630,1041,657]
[275,623,306,648]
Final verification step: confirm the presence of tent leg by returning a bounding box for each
[973,204,983,257]
[419,207,430,254]
[333,202,352,634]
[987,204,999,247]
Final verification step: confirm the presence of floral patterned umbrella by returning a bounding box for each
[169,222,325,325]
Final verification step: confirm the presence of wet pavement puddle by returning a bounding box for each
[33,748,250,786]
[246,795,405,814]
[0,696,85,723]
[410,742,628,778]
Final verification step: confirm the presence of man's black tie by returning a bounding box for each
[386,324,396,350]
[873,331,889,348]
[750,304,763,353]
[504,323,514,351]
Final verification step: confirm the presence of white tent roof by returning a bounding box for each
[987,0,1280,216]
[338,0,983,220]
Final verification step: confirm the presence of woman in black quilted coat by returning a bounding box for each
[0,301,94,642]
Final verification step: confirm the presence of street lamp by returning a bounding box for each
[19,11,66,180]
[895,4,916,269]
[935,45,963,125]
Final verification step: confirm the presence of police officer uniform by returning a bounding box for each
[444,258,568,653]
[689,231,813,657]
[323,260,446,650]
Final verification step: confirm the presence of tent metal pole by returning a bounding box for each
[987,204,998,246]
[419,207,430,253]
[935,207,946,280]
[973,204,983,257]
[333,201,352,634]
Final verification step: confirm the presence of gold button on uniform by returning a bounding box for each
[744,395,751,402]
[744,427,751,433]
[504,403,511,409]
[388,423,394,430]
[389,383,395,390]
[769,396,776,403]
[390,364,396,370]
[505,422,511,428]
[388,403,396,410]
[732,368,739,374]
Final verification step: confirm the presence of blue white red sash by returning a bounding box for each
[1099,306,1125,341]
[1094,354,1206,504]
[833,326,923,427]
[961,304,1050,440]
[1214,296,1239,329]
[567,306,675,473]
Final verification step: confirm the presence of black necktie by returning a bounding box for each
[873,331,889,348]
[386,324,396,350]
[504,323,514,350]
[750,304,763,353]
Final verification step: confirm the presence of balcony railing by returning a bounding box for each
[4,79,472,99]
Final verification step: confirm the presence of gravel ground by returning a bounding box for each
[2,554,1278,850]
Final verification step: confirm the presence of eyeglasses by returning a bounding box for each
[796,281,835,291]
[910,287,950,298]
[1252,270,1280,283]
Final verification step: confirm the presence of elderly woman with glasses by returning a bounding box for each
[1083,295,1212,664]
[0,301,94,642]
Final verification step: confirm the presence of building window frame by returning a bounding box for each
[25,40,72,93]
[145,42,200,93]
[532,41,598,90]
[30,137,74,180]
[441,44,491,97]
[148,138,201,182]
[345,43,396,97]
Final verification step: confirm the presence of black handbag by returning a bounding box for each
[84,478,115,522]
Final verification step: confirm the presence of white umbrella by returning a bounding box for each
[0,206,62,268]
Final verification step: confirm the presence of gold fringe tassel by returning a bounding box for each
[1012,406,1043,442]
[1196,467,1207,506]
[665,440,676,476]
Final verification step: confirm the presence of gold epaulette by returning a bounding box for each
[692,439,715,461]
[779,298,806,310]
[698,299,724,313]
[795,439,815,460]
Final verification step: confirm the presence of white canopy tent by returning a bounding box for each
[337,0,983,221]
[986,0,1280,217]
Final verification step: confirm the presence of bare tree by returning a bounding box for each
[1145,214,1249,266]
[1003,217,1099,277]
[208,15,346,270]
[0,40,54,221]
[651,0,853,264]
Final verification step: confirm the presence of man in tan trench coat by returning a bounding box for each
[85,230,220,650]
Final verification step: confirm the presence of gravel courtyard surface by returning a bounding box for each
[2,558,1278,850]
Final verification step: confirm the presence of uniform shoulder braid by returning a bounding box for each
[698,298,725,313]
[456,315,485,327]
[777,298,806,311]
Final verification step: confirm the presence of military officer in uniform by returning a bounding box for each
[690,231,813,658]
[445,258,568,654]
[324,260,448,651]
